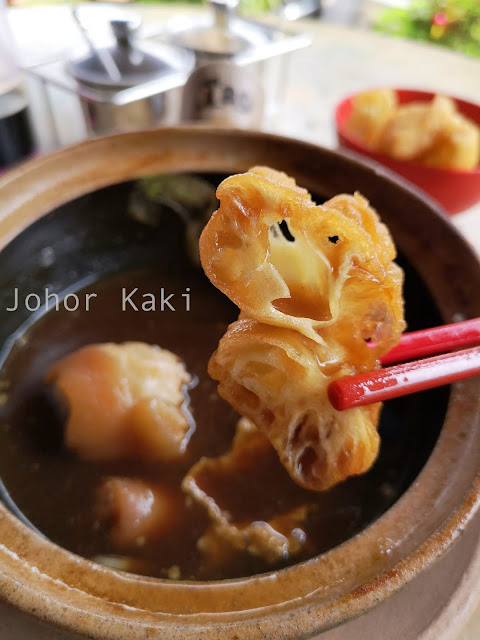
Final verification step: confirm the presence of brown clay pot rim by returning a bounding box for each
[0,126,479,640]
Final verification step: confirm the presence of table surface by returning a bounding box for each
[5,5,480,639]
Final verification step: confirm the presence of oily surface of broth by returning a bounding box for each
[0,178,447,581]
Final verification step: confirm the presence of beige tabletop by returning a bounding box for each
[6,4,480,639]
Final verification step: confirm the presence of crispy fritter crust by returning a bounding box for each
[200,167,405,491]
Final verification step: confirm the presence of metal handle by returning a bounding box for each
[110,16,141,51]
[210,0,240,30]
[72,6,121,83]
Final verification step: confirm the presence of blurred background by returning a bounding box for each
[1,0,479,173]
[4,0,480,57]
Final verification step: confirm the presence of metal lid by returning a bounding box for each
[70,14,174,88]
[173,0,260,57]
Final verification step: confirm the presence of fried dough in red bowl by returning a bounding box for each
[336,89,480,215]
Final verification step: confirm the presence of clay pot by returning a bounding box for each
[0,127,479,639]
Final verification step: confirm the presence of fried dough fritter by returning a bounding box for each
[420,111,480,171]
[200,167,405,491]
[208,319,382,491]
[347,90,480,170]
[380,95,456,161]
[345,88,398,150]
[183,418,314,561]
[200,167,404,350]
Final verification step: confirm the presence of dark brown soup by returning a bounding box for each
[0,177,448,581]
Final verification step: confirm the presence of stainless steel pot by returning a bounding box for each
[68,11,192,135]
[167,0,310,128]
[23,5,309,142]
[175,0,264,127]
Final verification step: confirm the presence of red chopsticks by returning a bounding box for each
[328,318,480,411]
[379,317,480,365]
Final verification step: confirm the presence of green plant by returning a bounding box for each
[238,0,282,13]
[374,0,480,58]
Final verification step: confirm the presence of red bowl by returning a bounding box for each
[335,89,480,215]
